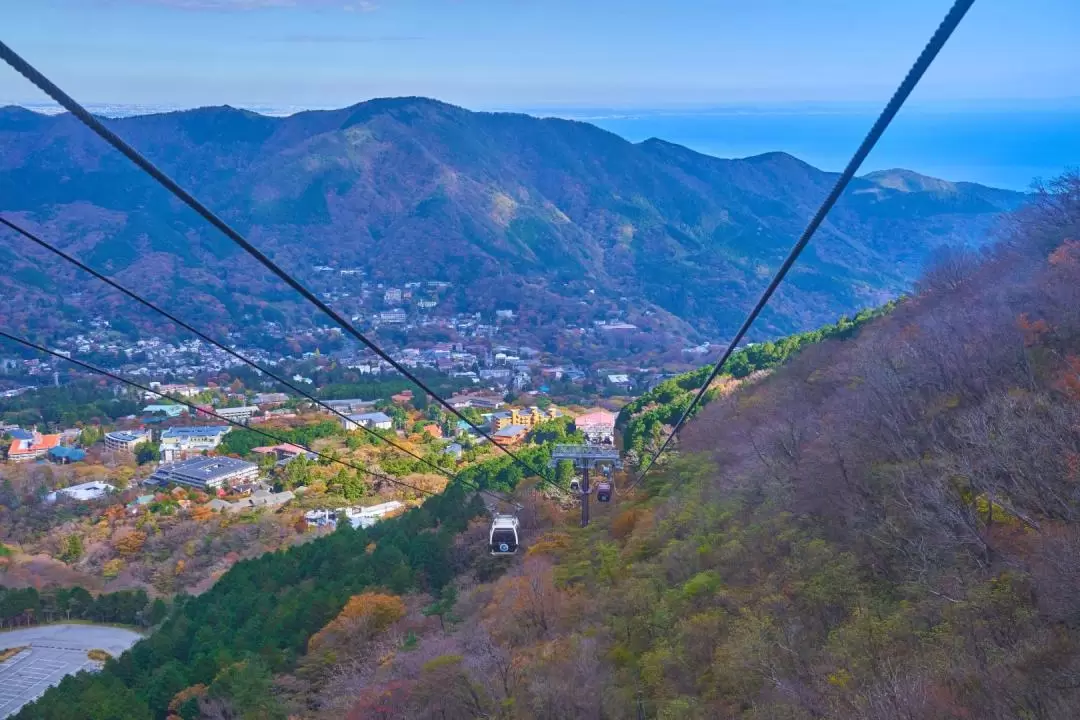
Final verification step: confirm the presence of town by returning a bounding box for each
[0,267,718,402]
[0,363,620,599]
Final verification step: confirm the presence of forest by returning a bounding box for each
[0,585,164,628]
[619,303,894,455]
[0,382,142,428]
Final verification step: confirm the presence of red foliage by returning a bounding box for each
[346,680,415,720]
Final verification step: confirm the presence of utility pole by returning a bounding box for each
[580,465,590,527]
[550,444,621,528]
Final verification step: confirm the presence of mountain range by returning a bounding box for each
[0,97,1025,348]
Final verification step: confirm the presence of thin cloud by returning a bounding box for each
[119,0,378,10]
[273,34,422,43]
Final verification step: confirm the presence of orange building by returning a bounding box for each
[7,430,61,462]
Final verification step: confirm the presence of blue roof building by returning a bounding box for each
[48,446,86,464]
[144,404,186,418]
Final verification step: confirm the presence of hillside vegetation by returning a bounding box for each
[14,485,486,719]
[460,173,1080,719]
[233,173,1080,720]
[619,303,894,456]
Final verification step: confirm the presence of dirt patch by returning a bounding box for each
[0,646,27,662]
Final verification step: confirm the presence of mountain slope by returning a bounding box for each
[262,175,1080,719]
[0,98,1024,346]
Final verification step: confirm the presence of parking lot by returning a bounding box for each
[0,624,142,718]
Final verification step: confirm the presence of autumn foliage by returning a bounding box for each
[308,592,406,653]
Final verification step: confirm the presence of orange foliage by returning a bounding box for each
[1017,313,1051,347]
[168,684,207,712]
[485,557,575,644]
[526,532,572,557]
[610,509,643,541]
[190,505,213,522]
[308,592,406,653]
[114,531,147,556]
[1048,239,1080,267]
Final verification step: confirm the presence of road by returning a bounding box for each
[0,624,142,718]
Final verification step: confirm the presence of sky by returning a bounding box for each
[1,0,1077,111]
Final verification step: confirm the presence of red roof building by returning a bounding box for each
[7,431,62,462]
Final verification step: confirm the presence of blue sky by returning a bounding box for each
[1,0,1077,110]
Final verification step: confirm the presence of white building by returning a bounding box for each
[379,309,407,324]
[105,429,152,454]
[341,411,393,431]
[150,456,259,491]
[210,406,259,424]
[304,501,405,529]
[574,409,617,445]
[46,481,117,503]
[160,426,231,462]
[383,288,403,304]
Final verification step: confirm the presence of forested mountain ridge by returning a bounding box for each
[0,98,1022,344]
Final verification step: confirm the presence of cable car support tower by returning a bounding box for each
[550,444,622,527]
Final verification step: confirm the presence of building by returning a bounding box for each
[160,425,232,462]
[198,405,259,424]
[493,424,529,447]
[323,398,377,414]
[150,456,260,491]
[251,443,316,465]
[491,406,561,431]
[342,411,393,431]
[305,501,405,530]
[391,390,413,405]
[48,446,87,464]
[253,392,290,406]
[574,409,617,445]
[6,430,62,462]
[104,429,151,455]
[383,288,403,304]
[379,309,407,324]
[444,443,463,460]
[46,480,116,503]
[449,392,505,410]
[225,489,295,513]
[143,404,186,418]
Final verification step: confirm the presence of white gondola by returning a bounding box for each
[489,513,520,555]
[569,478,581,493]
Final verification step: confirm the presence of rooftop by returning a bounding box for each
[153,456,258,482]
[9,432,62,456]
[494,424,529,437]
[348,411,392,423]
[106,430,150,443]
[161,425,231,439]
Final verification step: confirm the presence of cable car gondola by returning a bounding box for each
[489,513,520,555]
[596,480,612,502]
